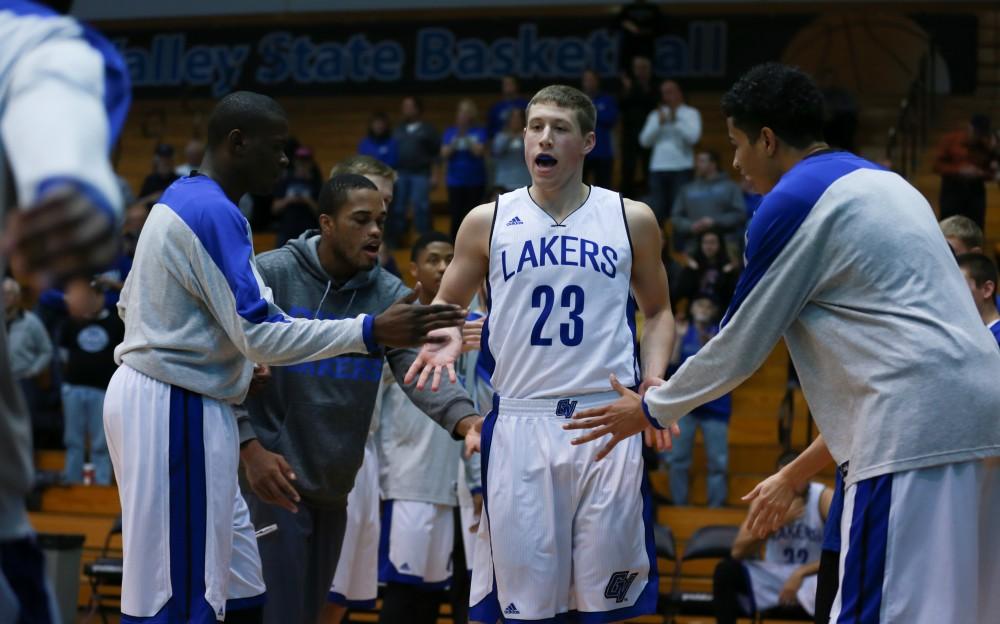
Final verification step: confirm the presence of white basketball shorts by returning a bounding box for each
[469,392,658,623]
[829,458,1000,623]
[327,442,380,608]
[103,365,265,622]
[378,499,454,589]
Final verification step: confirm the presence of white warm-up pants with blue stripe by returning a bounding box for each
[469,392,658,624]
[829,459,1000,623]
[103,365,266,622]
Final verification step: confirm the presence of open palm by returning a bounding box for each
[404,327,462,390]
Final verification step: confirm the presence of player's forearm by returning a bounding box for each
[794,561,821,578]
[777,435,833,489]
[640,308,674,381]
[731,523,765,559]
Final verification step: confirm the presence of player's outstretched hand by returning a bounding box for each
[4,186,118,287]
[240,440,300,513]
[742,470,798,538]
[564,374,670,461]
[404,326,462,391]
[373,283,466,348]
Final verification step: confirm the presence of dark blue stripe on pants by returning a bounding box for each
[122,385,212,623]
[838,474,891,624]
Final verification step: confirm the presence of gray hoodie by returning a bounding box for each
[239,231,477,506]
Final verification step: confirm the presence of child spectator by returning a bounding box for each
[59,276,123,485]
[662,296,731,507]
[358,111,399,169]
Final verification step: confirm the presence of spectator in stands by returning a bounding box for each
[581,69,618,189]
[672,150,746,254]
[817,68,858,153]
[174,139,204,177]
[138,142,180,198]
[4,277,52,383]
[441,99,487,240]
[713,453,833,624]
[933,113,999,229]
[957,253,1000,347]
[59,276,123,485]
[663,296,731,507]
[388,96,440,247]
[676,228,739,311]
[616,0,661,71]
[619,55,657,197]
[939,214,984,255]
[273,145,322,246]
[491,106,531,197]
[661,234,685,308]
[376,232,480,624]
[640,79,702,225]
[358,111,399,169]
[487,75,528,139]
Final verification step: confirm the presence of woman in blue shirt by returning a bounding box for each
[441,99,487,239]
[357,111,398,169]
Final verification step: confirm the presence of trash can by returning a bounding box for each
[37,533,85,624]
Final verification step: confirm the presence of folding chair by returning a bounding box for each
[671,524,740,616]
[83,515,123,624]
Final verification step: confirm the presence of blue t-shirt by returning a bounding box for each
[668,322,731,421]
[989,320,1000,349]
[442,126,488,188]
[586,93,618,160]
[358,136,399,168]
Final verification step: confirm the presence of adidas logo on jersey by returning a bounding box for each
[506,216,524,226]
[399,562,411,571]
[504,603,520,615]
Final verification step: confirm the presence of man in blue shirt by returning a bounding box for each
[486,75,528,140]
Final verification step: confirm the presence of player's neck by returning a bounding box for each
[778,141,830,178]
[528,180,590,221]
[197,157,245,204]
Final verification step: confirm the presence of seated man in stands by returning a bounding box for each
[712,453,833,624]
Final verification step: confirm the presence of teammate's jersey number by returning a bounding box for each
[530,285,584,347]
[783,548,809,564]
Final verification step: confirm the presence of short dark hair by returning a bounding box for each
[206,91,286,148]
[318,174,378,217]
[721,63,825,149]
[411,231,453,261]
[700,150,720,168]
[957,253,999,289]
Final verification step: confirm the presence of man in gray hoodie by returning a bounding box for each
[670,150,746,254]
[239,174,480,624]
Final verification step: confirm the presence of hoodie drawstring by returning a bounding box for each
[314,281,358,320]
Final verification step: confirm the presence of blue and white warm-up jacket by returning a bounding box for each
[0,0,129,224]
[115,175,379,404]
[0,0,129,541]
[644,151,1000,485]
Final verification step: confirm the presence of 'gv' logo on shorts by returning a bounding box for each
[555,399,578,418]
[604,570,638,603]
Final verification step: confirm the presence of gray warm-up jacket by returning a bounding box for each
[238,231,478,506]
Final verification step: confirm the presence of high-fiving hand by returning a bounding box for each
[563,374,679,461]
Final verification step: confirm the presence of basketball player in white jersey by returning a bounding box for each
[406,85,676,623]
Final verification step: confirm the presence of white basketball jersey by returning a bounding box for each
[764,482,826,565]
[484,186,639,399]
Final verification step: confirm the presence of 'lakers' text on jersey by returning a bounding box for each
[485,186,639,399]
